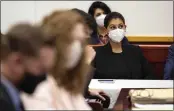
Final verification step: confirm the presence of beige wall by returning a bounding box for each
[1,1,173,37]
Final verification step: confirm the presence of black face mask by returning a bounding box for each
[18,72,46,94]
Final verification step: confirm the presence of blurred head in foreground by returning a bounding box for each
[41,10,90,94]
[72,8,100,45]
[1,23,44,85]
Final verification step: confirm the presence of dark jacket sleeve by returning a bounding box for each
[0,98,16,111]
[164,44,174,80]
[137,46,156,79]
[122,36,129,45]
[0,83,16,111]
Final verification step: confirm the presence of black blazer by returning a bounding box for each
[164,44,174,80]
[122,36,129,45]
[171,66,174,80]
[92,43,155,79]
[0,83,16,111]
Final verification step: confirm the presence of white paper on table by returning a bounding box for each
[89,80,121,108]
[88,79,173,108]
[103,89,121,108]
[89,79,173,89]
[134,103,174,110]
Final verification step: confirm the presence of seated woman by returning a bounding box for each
[22,10,91,110]
[88,1,129,45]
[92,12,155,79]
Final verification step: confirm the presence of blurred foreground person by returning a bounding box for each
[19,11,65,95]
[164,44,174,80]
[72,8,109,102]
[22,10,91,110]
[72,8,100,45]
[0,23,44,111]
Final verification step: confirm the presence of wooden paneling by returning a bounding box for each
[89,43,171,79]
[127,36,172,79]
[127,36,174,43]
[138,44,169,79]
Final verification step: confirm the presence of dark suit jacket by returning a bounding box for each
[164,44,174,80]
[0,83,16,111]
[92,43,155,79]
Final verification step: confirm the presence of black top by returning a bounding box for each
[92,43,156,79]
[96,52,131,79]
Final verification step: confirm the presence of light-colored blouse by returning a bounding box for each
[21,75,91,110]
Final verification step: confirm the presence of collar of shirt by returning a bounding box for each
[1,75,21,111]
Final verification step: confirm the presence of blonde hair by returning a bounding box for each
[41,10,89,94]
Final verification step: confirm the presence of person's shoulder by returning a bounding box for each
[0,83,16,111]
[33,78,50,97]
[123,45,143,57]
[122,36,130,45]
[169,44,174,50]
[0,98,16,111]
[21,91,53,110]
[0,82,6,94]
[168,44,174,57]
[0,82,10,100]
[92,44,106,52]
[123,44,141,51]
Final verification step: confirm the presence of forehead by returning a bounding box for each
[108,18,124,26]
[95,8,104,14]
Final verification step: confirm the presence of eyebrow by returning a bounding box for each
[109,24,115,27]
[109,23,124,26]
[96,13,102,15]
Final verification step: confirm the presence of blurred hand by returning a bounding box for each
[89,89,107,101]
[85,46,96,64]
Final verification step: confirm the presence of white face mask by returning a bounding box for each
[108,29,125,43]
[95,14,106,27]
[65,40,82,69]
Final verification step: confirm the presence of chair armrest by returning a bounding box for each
[87,94,110,108]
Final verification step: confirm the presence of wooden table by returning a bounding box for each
[89,80,173,110]
[113,88,131,110]
[113,88,174,110]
